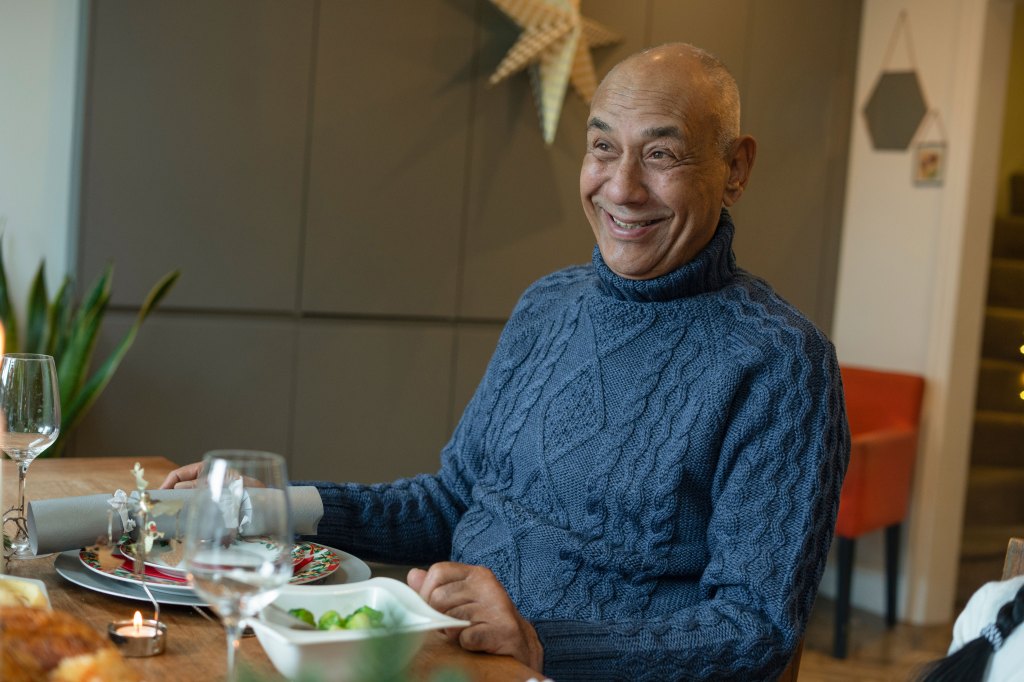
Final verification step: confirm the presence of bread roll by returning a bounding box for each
[0,606,139,682]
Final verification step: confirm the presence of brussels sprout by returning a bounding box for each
[317,609,346,630]
[344,605,384,630]
[288,608,316,627]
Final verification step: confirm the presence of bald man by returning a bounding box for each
[165,43,849,680]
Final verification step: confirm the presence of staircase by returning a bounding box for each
[957,214,1024,607]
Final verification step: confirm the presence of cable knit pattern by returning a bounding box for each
[302,209,850,680]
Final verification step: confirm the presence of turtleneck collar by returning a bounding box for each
[592,208,737,303]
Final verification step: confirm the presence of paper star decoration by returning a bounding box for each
[489,0,621,144]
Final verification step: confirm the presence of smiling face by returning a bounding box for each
[581,46,754,280]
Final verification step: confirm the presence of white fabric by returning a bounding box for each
[949,575,1024,682]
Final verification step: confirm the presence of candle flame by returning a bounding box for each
[133,610,143,632]
[0,322,5,357]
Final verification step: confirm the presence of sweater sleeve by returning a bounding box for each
[533,342,850,680]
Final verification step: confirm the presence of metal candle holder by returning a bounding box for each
[108,617,167,657]
[106,490,167,656]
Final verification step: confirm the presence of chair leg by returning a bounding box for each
[834,536,855,659]
[885,523,900,627]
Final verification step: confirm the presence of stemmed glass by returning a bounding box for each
[182,450,293,681]
[1,354,61,559]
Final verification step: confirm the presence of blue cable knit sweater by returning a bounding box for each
[303,210,850,680]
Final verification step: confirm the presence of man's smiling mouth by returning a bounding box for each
[608,213,664,230]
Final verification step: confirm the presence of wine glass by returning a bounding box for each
[0,354,61,559]
[182,450,293,681]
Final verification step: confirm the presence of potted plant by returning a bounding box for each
[0,239,179,457]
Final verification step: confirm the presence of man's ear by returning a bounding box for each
[722,135,757,207]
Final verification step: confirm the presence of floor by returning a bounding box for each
[798,597,953,682]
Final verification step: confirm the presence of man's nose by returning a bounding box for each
[605,158,648,205]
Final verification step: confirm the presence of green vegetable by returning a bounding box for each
[317,609,346,631]
[288,608,316,627]
[344,606,384,630]
[305,605,386,631]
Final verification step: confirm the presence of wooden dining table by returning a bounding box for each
[1,457,544,681]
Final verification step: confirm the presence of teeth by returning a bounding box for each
[610,214,658,230]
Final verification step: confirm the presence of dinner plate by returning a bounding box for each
[79,541,367,592]
[54,551,209,607]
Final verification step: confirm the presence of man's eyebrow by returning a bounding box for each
[587,117,611,132]
[641,125,682,140]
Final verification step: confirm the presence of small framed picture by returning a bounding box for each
[913,142,946,186]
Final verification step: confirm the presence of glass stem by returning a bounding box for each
[223,616,242,682]
[17,460,29,516]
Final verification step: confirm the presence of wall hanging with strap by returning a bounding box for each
[862,10,931,153]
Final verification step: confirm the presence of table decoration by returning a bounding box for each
[25,484,325,556]
[108,610,167,657]
[93,461,171,657]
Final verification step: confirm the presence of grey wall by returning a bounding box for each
[72,0,862,483]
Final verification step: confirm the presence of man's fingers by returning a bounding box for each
[457,622,505,654]
[159,462,203,489]
[415,561,470,602]
[407,567,427,592]
[425,578,480,613]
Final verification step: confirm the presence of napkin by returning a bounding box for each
[26,486,324,556]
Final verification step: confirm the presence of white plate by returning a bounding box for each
[54,551,208,607]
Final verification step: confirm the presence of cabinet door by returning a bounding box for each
[80,0,315,312]
[70,314,295,463]
[291,320,455,483]
[301,0,476,318]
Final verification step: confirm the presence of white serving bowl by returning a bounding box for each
[248,577,469,681]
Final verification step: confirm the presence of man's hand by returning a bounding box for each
[159,462,203,489]
[407,562,544,672]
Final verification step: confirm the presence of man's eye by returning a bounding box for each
[594,141,611,152]
[650,150,670,160]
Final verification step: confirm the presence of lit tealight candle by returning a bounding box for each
[108,611,167,657]
[117,611,157,638]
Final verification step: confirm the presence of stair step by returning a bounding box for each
[957,555,1007,608]
[981,307,1024,363]
[972,411,1024,467]
[993,215,1024,260]
[987,259,1024,309]
[975,360,1024,413]
[959,523,1024,558]
[962,467,1024,526]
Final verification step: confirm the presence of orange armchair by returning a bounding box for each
[832,366,925,658]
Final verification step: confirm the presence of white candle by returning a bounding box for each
[116,611,158,638]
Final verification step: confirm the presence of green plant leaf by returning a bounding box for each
[25,262,48,353]
[58,270,179,442]
[46,276,74,357]
[56,266,112,412]
[0,237,20,353]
